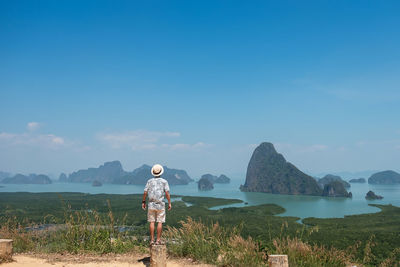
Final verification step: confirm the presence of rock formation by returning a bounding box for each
[318,174,350,188]
[114,164,193,185]
[58,161,193,185]
[67,161,124,183]
[365,190,383,200]
[322,181,352,198]
[58,173,67,182]
[240,142,322,196]
[1,174,52,184]
[349,178,366,183]
[198,177,214,191]
[214,174,230,183]
[368,170,400,184]
[199,174,231,184]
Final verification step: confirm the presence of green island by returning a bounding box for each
[1,192,399,266]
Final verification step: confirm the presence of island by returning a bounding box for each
[92,180,102,187]
[318,174,351,189]
[240,142,351,197]
[1,174,52,184]
[200,174,231,184]
[240,142,322,196]
[198,177,214,191]
[349,178,366,183]
[322,181,352,197]
[365,190,383,200]
[368,170,400,184]
[59,161,193,185]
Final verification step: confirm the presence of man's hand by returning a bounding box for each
[168,202,172,211]
[142,191,147,210]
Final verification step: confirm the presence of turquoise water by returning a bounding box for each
[1,180,399,219]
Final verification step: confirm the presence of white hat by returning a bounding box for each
[151,164,164,177]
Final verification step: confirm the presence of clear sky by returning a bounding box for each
[1,0,399,179]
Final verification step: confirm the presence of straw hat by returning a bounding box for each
[151,164,164,177]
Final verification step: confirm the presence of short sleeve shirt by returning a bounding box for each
[144,177,170,210]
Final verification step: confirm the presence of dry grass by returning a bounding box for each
[272,236,355,267]
[165,217,267,267]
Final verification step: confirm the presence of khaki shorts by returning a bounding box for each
[147,209,166,223]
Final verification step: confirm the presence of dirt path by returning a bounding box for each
[2,253,215,267]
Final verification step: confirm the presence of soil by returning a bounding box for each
[2,253,215,267]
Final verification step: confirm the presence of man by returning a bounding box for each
[142,164,172,245]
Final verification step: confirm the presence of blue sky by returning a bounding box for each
[1,0,400,179]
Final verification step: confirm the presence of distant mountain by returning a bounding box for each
[67,161,125,183]
[2,174,52,184]
[0,171,11,182]
[200,174,231,184]
[368,170,400,184]
[198,177,214,191]
[214,174,230,183]
[113,164,193,185]
[240,142,323,196]
[314,170,379,180]
[318,174,350,189]
[349,178,366,183]
[60,161,193,185]
[59,173,68,182]
[322,181,352,198]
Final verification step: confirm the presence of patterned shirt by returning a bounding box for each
[144,177,170,210]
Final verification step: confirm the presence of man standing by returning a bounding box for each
[142,164,172,245]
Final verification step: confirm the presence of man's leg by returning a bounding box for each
[156,222,163,242]
[149,222,155,243]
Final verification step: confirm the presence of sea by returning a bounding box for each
[1,179,399,219]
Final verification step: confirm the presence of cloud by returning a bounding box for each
[97,130,180,149]
[0,131,67,149]
[97,130,210,151]
[355,139,400,150]
[27,122,40,131]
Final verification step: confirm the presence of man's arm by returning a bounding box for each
[142,191,147,210]
[165,191,172,211]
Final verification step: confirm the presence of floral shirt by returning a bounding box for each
[144,177,170,210]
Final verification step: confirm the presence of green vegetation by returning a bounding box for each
[181,196,242,208]
[303,204,400,266]
[1,192,400,266]
[0,201,144,255]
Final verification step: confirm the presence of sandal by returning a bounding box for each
[150,240,155,246]
[155,240,164,245]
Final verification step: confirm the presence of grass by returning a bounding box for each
[0,198,145,254]
[180,196,243,208]
[166,217,267,267]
